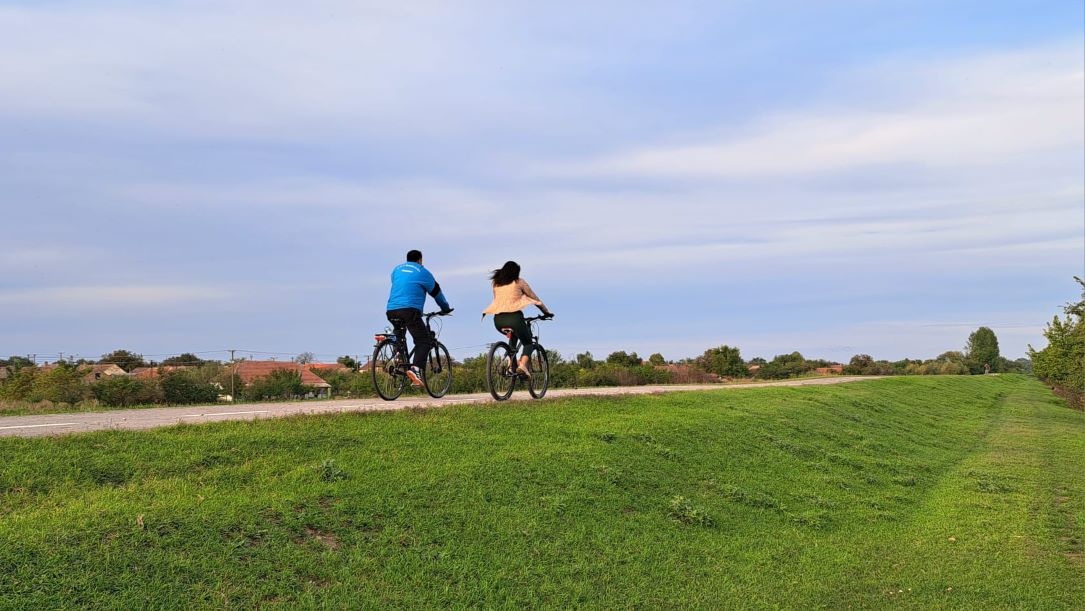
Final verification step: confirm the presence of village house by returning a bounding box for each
[38,363,127,383]
[81,364,128,382]
[814,365,845,375]
[232,361,333,399]
[305,363,353,375]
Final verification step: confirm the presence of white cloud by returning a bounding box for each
[0,247,86,268]
[0,285,231,310]
[0,1,613,142]
[550,44,1084,179]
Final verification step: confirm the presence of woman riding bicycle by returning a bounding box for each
[483,261,553,377]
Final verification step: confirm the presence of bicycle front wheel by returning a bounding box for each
[528,346,550,399]
[371,340,404,401]
[486,342,516,401]
[423,342,453,398]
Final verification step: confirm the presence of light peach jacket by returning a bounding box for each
[482,278,548,316]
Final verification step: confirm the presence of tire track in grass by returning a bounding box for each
[823,383,1085,608]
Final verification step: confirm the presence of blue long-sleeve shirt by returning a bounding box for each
[386,262,451,312]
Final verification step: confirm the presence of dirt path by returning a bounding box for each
[0,376,881,438]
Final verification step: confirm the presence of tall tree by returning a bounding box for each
[966,327,1000,372]
[2,356,35,371]
[696,345,746,377]
[606,351,642,367]
[576,352,596,369]
[161,353,206,366]
[98,349,147,372]
[648,353,666,366]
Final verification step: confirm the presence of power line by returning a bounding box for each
[8,343,497,366]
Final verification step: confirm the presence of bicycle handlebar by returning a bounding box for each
[525,314,554,322]
[424,310,453,318]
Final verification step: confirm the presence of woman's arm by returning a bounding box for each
[519,279,551,315]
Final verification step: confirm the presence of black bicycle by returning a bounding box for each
[371,311,453,401]
[486,314,553,401]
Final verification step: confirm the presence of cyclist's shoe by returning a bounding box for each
[405,366,424,387]
[516,365,532,379]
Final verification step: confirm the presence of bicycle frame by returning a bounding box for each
[497,314,551,355]
[375,312,446,372]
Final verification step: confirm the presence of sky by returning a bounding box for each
[1,0,1083,365]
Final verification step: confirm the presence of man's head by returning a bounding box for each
[406,250,423,264]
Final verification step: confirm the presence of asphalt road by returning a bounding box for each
[0,376,880,438]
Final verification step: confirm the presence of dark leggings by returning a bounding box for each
[493,311,535,358]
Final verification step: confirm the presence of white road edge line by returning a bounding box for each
[180,410,270,418]
[0,422,80,430]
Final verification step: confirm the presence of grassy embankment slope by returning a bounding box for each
[1,375,1081,608]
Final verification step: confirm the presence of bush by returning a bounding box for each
[842,354,898,376]
[451,354,488,395]
[549,361,578,389]
[92,376,162,407]
[0,367,37,401]
[310,369,352,396]
[32,366,91,405]
[160,371,220,405]
[756,352,813,379]
[244,369,312,401]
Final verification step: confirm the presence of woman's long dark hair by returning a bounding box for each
[491,261,521,287]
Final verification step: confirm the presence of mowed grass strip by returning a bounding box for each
[0,376,1081,608]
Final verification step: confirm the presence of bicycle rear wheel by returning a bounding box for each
[528,346,550,399]
[486,342,516,401]
[423,342,453,398]
[371,340,404,401]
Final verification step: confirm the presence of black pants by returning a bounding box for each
[493,311,535,358]
[387,308,431,369]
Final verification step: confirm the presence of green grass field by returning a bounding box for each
[1,375,1081,609]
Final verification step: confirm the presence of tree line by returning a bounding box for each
[1028,277,1084,409]
[0,317,1049,411]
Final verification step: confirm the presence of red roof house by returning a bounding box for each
[232,361,332,398]
[305,363,353,375]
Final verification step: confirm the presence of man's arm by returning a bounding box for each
[422,268,452,312]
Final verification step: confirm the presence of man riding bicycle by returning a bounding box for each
[386,250,453,386]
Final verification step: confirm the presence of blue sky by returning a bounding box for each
[1,0,1082,364]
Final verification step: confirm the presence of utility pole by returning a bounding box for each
[229,349,236,402]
